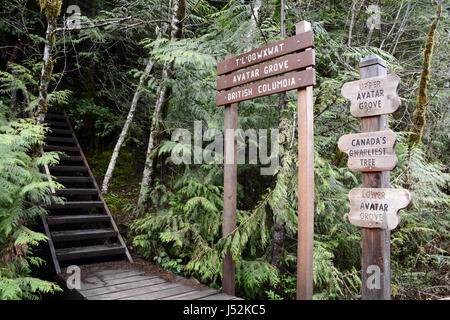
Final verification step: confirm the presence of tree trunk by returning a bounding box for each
[36,0,62,125]
[271,0,287,268]
[345,0,359,64]
[390,0,413,55]
[101,27,164,194]
[380,1,404,50]
[137,0,186,211]
[407,0,443,147]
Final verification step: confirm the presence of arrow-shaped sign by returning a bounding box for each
[348,188,411,230]
[341,74,401,117]
[338,130,398,172]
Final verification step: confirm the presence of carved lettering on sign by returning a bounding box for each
[217,31,314,75]
[217,50,315,90]
[348,188,411,230]
[216,69,315,106]
[341,74,401,117]
[338,130,397,172]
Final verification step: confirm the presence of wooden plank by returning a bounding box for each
[48,128,72,135]
[80,274,156,291]
[118,284,198,300]
[217,50,315,90]
[47,120,69,127]
[40,214,60,274]
[45,201,104,209]
[56,245,125,261]
[47,214,110,225]
[47,109,65,115]
[359,55,391,300]
[46,113,66,120]
[338,130,398,172]
[55,188,98,195]
[83,270,146,282]
[59,156,83,161]
[160,288,218,300]
[296,21,315,301]
[348,188,411,230]
[96,282,183,300]
[54,176,92,183]
[43,164,56,194]
[45,136,74,143]
[198,293,236,300]
[81,277,167,298]
[341,73,401,118]
[217,30,314,75]
[216,68,315,106]
[44,145,79,152]
[83,268,138,278]
[49,165,88,172]
[51,228,117,242]
[222,97,238,296]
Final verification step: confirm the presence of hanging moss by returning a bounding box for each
[37,0,62,20]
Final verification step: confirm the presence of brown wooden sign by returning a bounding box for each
[217,50,315,90]
[348,188,411,230]
[341,74,401,117]
[338,130,397,172]
[217,21,316,300]
[217,30,314,75]
[216,68,315,106]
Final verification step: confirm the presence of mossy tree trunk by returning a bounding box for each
[36,0,62,125]
[407,0,443,147]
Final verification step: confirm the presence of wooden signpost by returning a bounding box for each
[339,55,411,300]
[216,21,315,299]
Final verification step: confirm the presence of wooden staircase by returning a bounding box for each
[41,109,132,274]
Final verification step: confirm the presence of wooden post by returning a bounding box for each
[359,54,391,300]
[223,92,238,294]
[296,21,315,300]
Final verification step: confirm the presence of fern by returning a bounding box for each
[0,115,63,299]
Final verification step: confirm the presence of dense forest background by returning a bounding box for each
[0,0,448,300]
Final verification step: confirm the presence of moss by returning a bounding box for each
[408,1,442,147]
[37,0,62,19]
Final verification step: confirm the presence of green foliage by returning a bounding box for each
[0,114,62,299]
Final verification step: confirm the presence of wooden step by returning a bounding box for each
[47,214,111,225]
[51,229,117,242]
[54,176,92,183]
[46,113,66,120]
[47,120,69,128]
[48,128,72,135]
[47,109,65,115]
[59,156,83,162]
[55,189,98,195]
[45,136,74,143]
[44,145,79,152]
[49,165,88,172]
[56,245,125,261]
[45,201,103,209]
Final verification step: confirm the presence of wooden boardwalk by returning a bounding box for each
[75,265,242,300]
